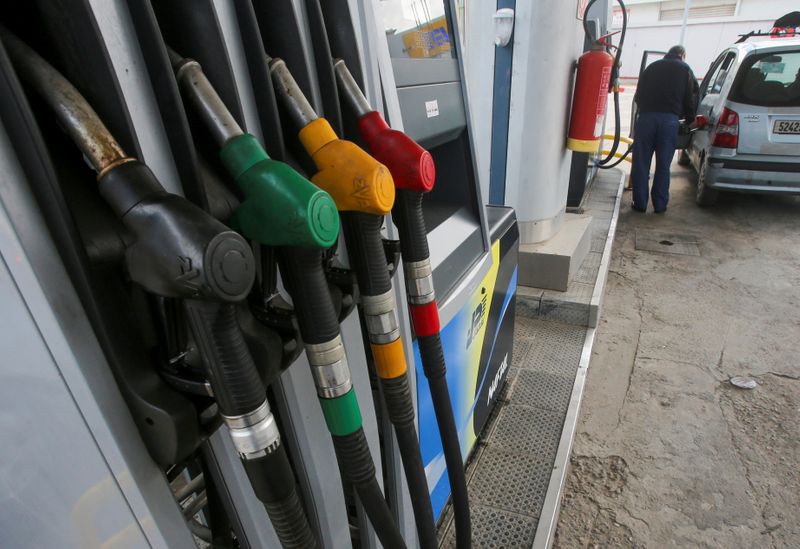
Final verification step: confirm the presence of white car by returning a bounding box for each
[683,38,800,206]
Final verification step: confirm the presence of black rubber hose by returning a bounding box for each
[382,375,438,549]
[182,300,265,416]
[183,300,318,547]
[392,183,471,547]
[276,247,340,344]
[332,429,408,549]
[598,90,622,166]
[598,144,632,170]
[341,211,391,296]
[342,209,437,544]
[392,190,429,264]
[243,449,318,549]
[418,334,471,549]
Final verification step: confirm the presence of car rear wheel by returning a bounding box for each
[678,150,691,167]
[696,159,719,207]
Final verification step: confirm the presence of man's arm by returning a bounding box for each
[683,67,699,119]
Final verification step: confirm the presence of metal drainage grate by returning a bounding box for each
[635,231,700,256]
[470,446,554,516]
[511,369,577,414]
[489,404,565,459]
[442,505,537,548]
[515,320,585,377]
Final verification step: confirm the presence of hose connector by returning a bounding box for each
[404,259,435,305]
[224,400,281,460]
[305,336,353,399]
[361,290,400,345]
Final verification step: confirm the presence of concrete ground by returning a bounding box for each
[553,89,800,548]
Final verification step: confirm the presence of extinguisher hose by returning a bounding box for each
[393,194,472,549]
[583,0,628,168]
[598,91,623,168]
[341,211,437,548]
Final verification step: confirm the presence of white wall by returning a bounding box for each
[502,0,585,242]
[618,0,798,78]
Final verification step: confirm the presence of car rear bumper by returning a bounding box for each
[706,158,800,194]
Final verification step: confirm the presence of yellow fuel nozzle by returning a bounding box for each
[269,58,394,215]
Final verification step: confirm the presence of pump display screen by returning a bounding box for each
[378,0,455,59]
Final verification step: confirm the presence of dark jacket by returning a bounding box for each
[635,56,699,119]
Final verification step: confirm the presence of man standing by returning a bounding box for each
[631,45,698,213]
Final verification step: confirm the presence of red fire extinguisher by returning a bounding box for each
[567,43,615,153]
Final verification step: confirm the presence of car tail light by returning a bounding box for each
[711,107,739,149]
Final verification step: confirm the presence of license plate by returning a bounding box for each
[773,120,800,134]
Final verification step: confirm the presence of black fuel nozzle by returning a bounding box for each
[0,27,256,302]
[98,160,255,302]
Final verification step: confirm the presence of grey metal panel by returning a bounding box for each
[425,205,483,304]
[88,0,182,195]
[392,58,460,87]
[0,122,194,548]
[0,240,152,549]
[397,82,466,147]
[212,0,265,144]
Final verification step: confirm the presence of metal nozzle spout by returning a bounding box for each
[0,25,127,172]
[268,58,318,129]
[168,47,244,147]
[333,59,372,119]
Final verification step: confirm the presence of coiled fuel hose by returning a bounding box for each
[269,56,414,549]
[335,59,472,549]
[170,50,408,549]
[1,33,316,548]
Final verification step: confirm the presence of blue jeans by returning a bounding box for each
[631,112,679,212]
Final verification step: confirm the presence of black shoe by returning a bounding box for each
[654,208,667,214]
[631,205,646,213]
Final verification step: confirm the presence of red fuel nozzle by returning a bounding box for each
[333,60,435,193]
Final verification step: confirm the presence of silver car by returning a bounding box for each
[682,38,800,206]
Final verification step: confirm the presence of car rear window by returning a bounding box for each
[730,49,800,107]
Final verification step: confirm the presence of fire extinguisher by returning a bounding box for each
[567,0,628,165]
[567,44,614,153]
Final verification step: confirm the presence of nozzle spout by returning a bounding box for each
[169,47,244,147]
[333,59,372,119]
[0,26,127,173]
[268,58,318,129]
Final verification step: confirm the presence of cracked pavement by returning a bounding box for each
[553,157,800,548]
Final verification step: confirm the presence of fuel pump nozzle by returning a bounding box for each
[2,29,315,548]
[271,58,436,549]
[334,59,473,549]
[269,58,394,216]
[0,26,251,302]
[169,50,339,249]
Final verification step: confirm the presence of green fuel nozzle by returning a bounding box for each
[170,51,339,249]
